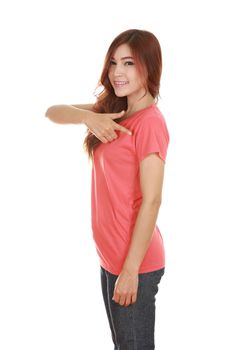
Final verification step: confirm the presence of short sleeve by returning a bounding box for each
[135,115,170,163]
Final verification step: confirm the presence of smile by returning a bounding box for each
[114,81,129,87]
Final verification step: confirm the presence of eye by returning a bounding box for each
[125,61,134,65]
[109,60,134,66]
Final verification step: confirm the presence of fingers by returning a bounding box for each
[99,127,131,143]
[124,294,132,307]
[131,293,137,304]
[112,292,137,307]
[87,110,132,143]
[104,121,132,139]
[105,132,118,142]
[94,126,118,143]
[110,110,126,119]
[111,111,132,136]
[117,125,132,136]
[93,132,116,144]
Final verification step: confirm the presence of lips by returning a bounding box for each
[113,81,129,86]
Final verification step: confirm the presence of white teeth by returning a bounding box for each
[114,81,128,86]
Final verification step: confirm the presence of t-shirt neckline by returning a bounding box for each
[119,102,156,123]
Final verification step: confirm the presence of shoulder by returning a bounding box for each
[145,104,167,122]
[135,105,170,140]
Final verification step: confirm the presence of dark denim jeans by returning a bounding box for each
[100,266,165,350]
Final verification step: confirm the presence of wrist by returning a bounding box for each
[122,263,139,276]
[82,110,95,125]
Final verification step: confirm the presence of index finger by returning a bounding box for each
[115,124,132,135]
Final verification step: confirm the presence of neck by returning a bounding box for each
[126,93,155,117]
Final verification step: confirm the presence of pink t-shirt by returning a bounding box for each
[91,103,170,275]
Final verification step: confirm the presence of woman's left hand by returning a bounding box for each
[112,269,139,307]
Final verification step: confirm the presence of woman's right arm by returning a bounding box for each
[45,104,93,124]
[45,104,132,143]
[70,103,94,111]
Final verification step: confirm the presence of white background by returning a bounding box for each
[0,0,232,349]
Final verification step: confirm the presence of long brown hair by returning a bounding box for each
[83,29,162,162]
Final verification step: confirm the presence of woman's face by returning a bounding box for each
[108,43,146,99]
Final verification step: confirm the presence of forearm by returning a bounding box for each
[70,103,94,111]
[45,104,94,124]
[122,201,161,274]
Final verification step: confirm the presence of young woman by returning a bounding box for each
[46,28,170,349]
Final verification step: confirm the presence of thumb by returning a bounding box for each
[117,110,126,117]
[111,109,126,120]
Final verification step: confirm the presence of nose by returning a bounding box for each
[113,63,124,76]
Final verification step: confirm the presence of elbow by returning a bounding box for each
[44,105,67,123]
[142,198,162,208]
[45,106,53,119]
[45,106,58,122]
[152,199,162,207]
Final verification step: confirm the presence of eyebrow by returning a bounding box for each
[110,56,134,60]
